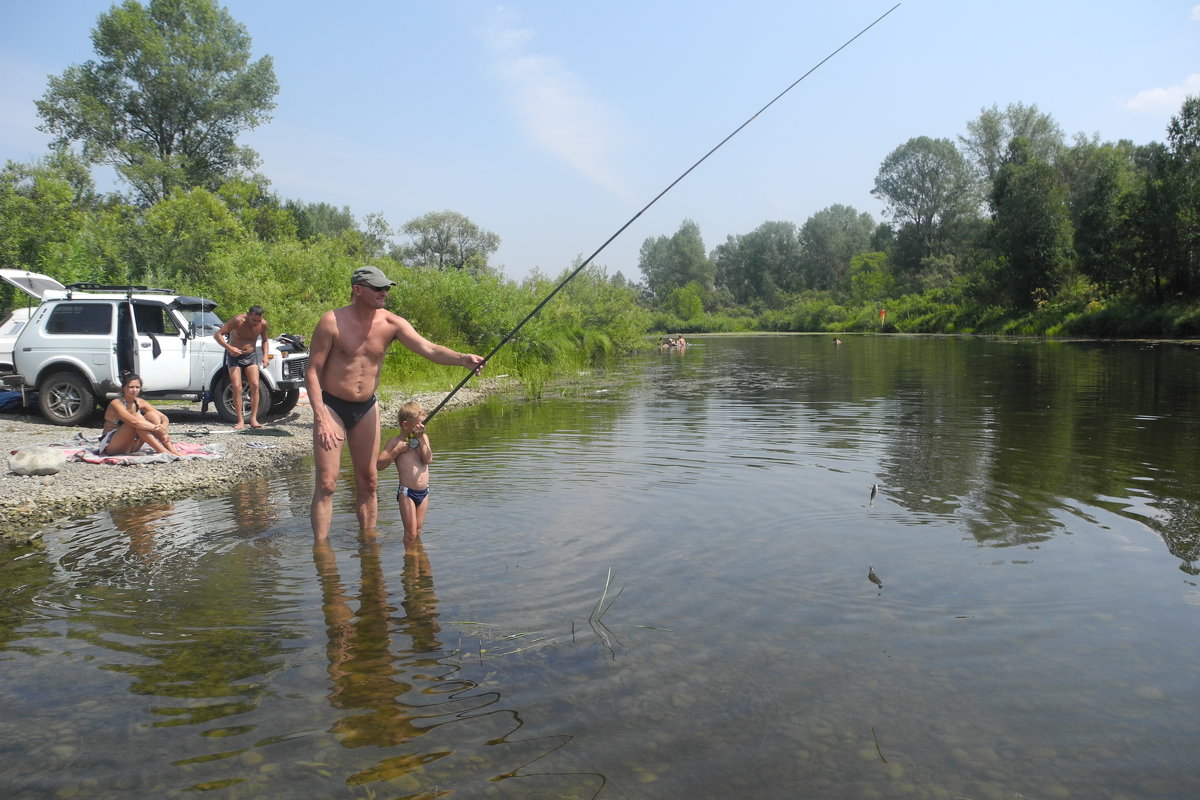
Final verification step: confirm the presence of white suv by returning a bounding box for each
[0,269,308,426]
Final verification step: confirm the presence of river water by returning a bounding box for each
[1,334,1198,799]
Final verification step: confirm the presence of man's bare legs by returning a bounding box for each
[310,403,381,539]
[346,403,382,532]
[245,364,263,428]
[229,366,246,430]
[311,413,347,539]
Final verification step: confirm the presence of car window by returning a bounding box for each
[45,303,113,335]
[133,303,180,336]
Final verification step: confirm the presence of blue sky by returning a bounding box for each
[2,1,1198,283]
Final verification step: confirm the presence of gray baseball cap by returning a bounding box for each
[351,266,396,288]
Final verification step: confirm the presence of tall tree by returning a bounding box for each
[872,136,980,270]
[846,251,896,304]
[128,186,248,289]
[637,219,713,302]
[961,102,1065,189]
[796,204,875,294]
[712,220,803,307]
[1060,136,1138,293]
[0,150,128,286]
[990,138,1075,309]
[1166,96,1200,296]
[285,200,358,241]
[398,210,500,273]
[36,0,278,206]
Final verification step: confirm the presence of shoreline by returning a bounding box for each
[0,379,507,542]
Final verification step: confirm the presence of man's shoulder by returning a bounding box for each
[381,310,415,332]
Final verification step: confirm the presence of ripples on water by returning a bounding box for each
[1,335,1199,798]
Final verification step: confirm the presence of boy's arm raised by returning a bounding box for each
[376,435,404,471]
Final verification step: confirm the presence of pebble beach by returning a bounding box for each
[0,382,501,541]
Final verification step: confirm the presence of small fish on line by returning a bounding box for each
[868,566,883,588]
[869,483,878,505]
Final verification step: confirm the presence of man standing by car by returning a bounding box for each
[215,305,270,429]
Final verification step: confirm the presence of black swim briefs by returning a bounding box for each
[321,391,378,430]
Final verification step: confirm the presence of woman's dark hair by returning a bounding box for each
[121,372,143,389]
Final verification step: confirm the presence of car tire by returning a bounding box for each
[269,388,300,416]
[213,372,246,424]
[38,371,97,426]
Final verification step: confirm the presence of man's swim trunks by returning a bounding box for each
[225,350,256,369]
[397,485,430,506]
[322,391,377,430]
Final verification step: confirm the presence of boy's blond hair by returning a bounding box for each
[398,401,426,426]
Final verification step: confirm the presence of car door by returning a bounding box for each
[131,301,189,395]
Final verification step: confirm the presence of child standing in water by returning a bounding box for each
[377,402,432,542]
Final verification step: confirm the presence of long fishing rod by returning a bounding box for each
[423,3,901,425]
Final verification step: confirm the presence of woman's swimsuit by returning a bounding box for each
[99,404,139,454]
[397,485,430,506]
[322,391,377,430]
[97,427,118,453]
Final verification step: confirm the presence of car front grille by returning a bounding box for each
[282,356,308,380]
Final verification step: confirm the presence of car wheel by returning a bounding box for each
[213,373,249,424]
[269,388,300,416]
[38,371,97,426]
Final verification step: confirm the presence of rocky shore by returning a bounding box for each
[0,381,504,541]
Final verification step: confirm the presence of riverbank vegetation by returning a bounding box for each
[3,0,1199,399]
[641,98,1200,339]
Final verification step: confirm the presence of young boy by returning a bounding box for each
[377,402,432,542]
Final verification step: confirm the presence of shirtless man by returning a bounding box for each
[214,305,270,429]
[307,266,484,538]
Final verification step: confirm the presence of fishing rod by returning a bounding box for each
[422,3,901,425]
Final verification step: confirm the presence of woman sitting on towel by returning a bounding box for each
[99,373,182,457]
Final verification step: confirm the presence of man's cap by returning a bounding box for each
[351,266,396,288]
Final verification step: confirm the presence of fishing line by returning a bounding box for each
[423,3,901,425]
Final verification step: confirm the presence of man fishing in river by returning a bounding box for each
[306,266,484,539]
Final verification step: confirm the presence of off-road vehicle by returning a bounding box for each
[0,269,308,426]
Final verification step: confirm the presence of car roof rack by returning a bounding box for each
[65,283,175,297]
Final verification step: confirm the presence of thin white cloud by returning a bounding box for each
[1191,4,1200,21]
[1125,73,1200,113]
[482,16,633,202]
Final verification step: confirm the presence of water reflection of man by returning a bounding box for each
[228,475,274,538]
[110,502,174,560]
[312,537,602,793]
[313,534,443,749]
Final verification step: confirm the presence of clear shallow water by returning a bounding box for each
[2,334,1199,799]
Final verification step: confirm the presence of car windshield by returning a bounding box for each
[179,309,223,335]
